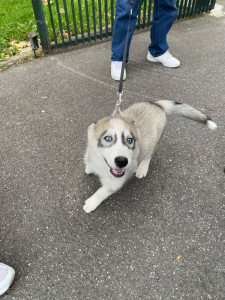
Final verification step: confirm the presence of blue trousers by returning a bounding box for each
[111,0,178,61]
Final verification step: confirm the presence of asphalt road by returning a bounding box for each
[0,3,225,299]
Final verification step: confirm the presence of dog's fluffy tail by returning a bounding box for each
[155,100,217,130]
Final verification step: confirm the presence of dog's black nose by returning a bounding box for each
[115,156,128,168]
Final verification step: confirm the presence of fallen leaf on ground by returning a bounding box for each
[174,255,181,262]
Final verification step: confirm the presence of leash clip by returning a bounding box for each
[116,91,123,107]
[111,92,123,117]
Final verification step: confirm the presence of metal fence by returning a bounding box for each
[31,0,216,51]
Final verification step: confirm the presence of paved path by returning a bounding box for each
[1,3,225,299]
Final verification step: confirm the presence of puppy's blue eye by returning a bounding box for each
[104,136,112,142]
[127,138,133,144]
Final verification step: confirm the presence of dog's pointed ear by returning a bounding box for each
[87,123,96,139]
[88,123,96,130]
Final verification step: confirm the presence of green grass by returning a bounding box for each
[0,0,114,59]
[0,0,37,59]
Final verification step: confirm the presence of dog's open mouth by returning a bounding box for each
[104,158,125,178]
[110,168,125,178]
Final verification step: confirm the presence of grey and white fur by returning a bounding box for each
[83,100,217,213]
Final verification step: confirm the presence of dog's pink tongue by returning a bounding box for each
[112,168,124,175]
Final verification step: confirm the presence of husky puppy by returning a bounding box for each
[83,100,217,213]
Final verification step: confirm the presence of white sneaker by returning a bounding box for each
[111,61,126,81]
[147,51,180,68]
[0,263,15,295]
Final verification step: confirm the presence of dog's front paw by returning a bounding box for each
[83,198,99,213]
[135,159,150,179]
[136,168,148,179]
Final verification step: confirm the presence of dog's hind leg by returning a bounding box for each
[136,157,151,179]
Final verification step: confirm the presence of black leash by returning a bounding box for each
[118,0,134,94]
[112,0,134,117]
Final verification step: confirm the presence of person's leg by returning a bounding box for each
[0,263,15,295]
[149,0,178,57]
[111,0,140,62]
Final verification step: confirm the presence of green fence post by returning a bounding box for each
[31,0,50,50]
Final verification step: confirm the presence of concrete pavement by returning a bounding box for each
[0,2,225,299]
